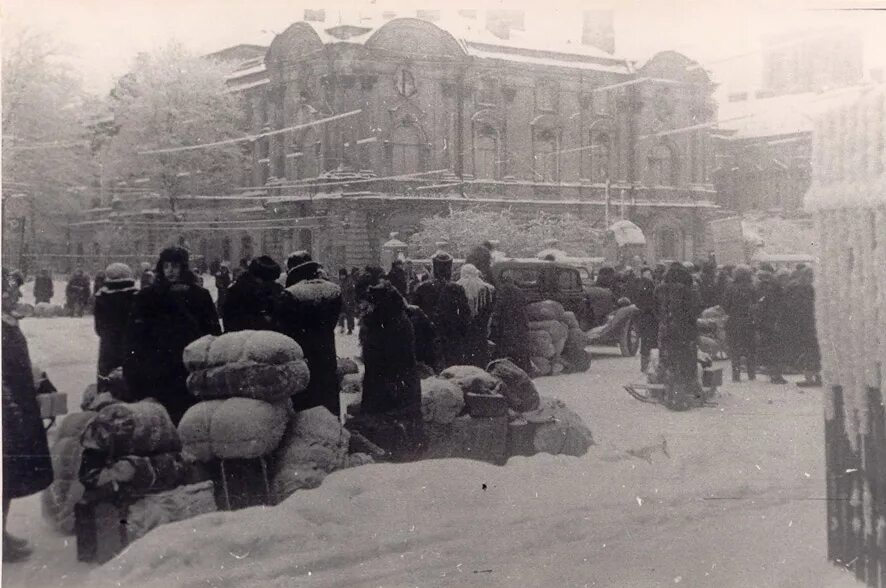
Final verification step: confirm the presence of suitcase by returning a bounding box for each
[212,457,273,511]
[75,499,129,564]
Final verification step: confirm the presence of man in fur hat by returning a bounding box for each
[124,247,221,424]
[221,255,283,332]
[275,251,342,416]
[410,251,471,370]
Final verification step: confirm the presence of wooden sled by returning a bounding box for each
[624,368,722,410]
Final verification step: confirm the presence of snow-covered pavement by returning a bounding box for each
[3,316,859,587]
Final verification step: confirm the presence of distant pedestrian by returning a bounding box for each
[755,268,788,384]
[94,263,138,378]
[655,262,703,405]
[698,260,719,309]
[221,255,283,332]
[138,262,154,290]
[632,267,658,373]
[783,266,821,387]
[465,241,494,283]
[337,268,357,335]
[65,269,91,317]
[33,268,53,304]
[214,261,232,313]
[92,271,106,295]
[124,247,221,424]
[722,265,757,382]
[387,259,408,298]
[411,251,471,370]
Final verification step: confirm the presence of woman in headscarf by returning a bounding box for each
[655,262,704,407]
[2,268,53,561]
[94,262,139,379]
[456,263,495,367]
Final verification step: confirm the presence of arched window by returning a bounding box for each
[589,132,611,183]
[657,227,679,260]
[646,141,678,186]
[391,125,422,176]
[473,125,498,180]
[533,128,559,183]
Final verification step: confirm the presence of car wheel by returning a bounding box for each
[619,318,640,357]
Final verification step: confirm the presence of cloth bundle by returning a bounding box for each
[41,412,96,534]
[271,407,352,502]
[79,400,189,499]
[184,331,310,402]
[525,303,589,376]
[178,398,291,461]
[124,481,217,543]
[180,330,309,462]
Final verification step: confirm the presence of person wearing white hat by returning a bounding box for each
[94,263,138,379]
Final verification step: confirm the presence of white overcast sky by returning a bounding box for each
[3,0,886,99]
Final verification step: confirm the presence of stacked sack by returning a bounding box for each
[525,301,590,376]
[79,400,189,499]
[420,359,594,463]
[271,406,362,503]
[42,412,97,534]
[178,331,310,508]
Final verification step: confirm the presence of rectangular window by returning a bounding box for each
[477,78,498,106]
[536,81,558,112]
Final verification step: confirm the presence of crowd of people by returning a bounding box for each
[1,241,822,562]
[622,259,822,396]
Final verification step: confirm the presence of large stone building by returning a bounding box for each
[74,12,721,271]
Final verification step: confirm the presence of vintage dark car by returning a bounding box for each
[490,259,640,357]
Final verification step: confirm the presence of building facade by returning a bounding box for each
[73,15,721,272]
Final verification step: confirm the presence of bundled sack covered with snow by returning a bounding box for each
[15,302,34,317]
[184,331,310,402]
[271,407,351,502]
[124,481,216,543]
[81,400,181,458]
[530,356,552,377]
[525,300,565,322]
[33,302,66,318]
[521,396,593,457]
[420,378,465,424]
[560,328,591,373]
[178,398,291,462]
[336,357,359,380]
[439,365,502,395]
[561,311,581,330]
[41,411,97,534]
[486,358,540,412]
[528,320,569,356]
[80,452,189,495]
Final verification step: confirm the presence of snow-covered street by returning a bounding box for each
[1,315,860,587]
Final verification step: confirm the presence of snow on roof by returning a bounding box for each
[717,85,871,140]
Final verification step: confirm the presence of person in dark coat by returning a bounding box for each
[221,255,283,333]
[357,279,422,416]
[275,251,342,416]
[337,268,357,335]
[2,269,53,562]
[714,265,733,307]
[94,263,139,379]
[631,267,658,373]
[465,241,494,283]
[721,264,757,382]
[410,251,471,371]
[124,247,221,425]
[138,262,154,290]
[33,269,54,304]
[754,268,788,384]
[356,265,437,372]
[92,271,106,295]
[698,260,719,309]
[214,262,232,314]
[455,263,495,367]
[655,262,703,403]
[65,269,91,317]
[387,259,409,298]
[488,272,532,374]
[783,266,822,387]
